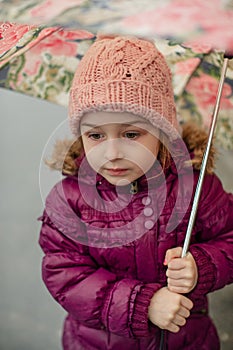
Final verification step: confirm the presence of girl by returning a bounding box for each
[39,35,233,349]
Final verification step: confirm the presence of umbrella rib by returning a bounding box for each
[182,57,229,258]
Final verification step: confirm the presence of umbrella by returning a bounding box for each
[0,0,233,149]
[0,0,233,52]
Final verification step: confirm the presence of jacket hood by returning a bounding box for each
[45,122,216,181]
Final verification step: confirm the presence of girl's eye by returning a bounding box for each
[87,133,104,140]
[124,132,140,139]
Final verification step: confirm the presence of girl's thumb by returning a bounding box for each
[164,247,182,265]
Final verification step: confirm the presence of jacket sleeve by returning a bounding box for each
[38,179,161,338]
[189,173,233,297]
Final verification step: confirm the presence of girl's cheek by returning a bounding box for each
[126,145,157,171]
[85,147,105,171]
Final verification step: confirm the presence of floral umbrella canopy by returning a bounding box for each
[0,0,233,149]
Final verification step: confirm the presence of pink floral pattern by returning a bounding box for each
[0,0,233,149]
[186,73,233,127]
[175,58,201,76]
[29,0,85,23]
[122,0,233,53]
[0,22,34,55]
[29,29,93,56]
[0,22,59,67]
[4,26,95,106]
[187,73,233,110]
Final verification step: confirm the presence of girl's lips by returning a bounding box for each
[105,168,128,176]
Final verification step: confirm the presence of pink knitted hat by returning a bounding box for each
[69,35,179,140]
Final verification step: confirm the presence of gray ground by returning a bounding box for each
[0,89,232,350]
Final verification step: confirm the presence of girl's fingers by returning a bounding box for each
[167,313,187,333]
[168,285,191,294]
[167,277,193,287]
[166,269,186,279]
[178,306,191,319]
[166,323,180,333]
[165,304,191,333]
[167,258,186,270]
[172,314,187,327]
[164,247,182,265]
[181,296,193,310]
[166,252,194,270]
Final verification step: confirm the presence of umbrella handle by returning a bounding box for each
[181,57,229,258]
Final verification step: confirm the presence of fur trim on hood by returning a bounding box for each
[45,122,216,176]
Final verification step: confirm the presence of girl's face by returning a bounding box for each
[80,111,160,186]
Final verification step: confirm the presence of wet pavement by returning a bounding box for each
[0,89,232,350]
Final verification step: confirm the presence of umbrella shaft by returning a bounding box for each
[182,58,229,258]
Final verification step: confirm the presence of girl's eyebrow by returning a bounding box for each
[80,123,102,128]
[122,121,150,126]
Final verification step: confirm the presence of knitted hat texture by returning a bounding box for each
[69,35,179,140]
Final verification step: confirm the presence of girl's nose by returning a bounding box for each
[104,139,124,161]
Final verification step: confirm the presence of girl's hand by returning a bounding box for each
[164,247,198,294]
[148,287,193,333]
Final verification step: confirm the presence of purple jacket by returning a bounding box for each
[39,156,233,350]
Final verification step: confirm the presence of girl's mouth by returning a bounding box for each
[105,168,128,176]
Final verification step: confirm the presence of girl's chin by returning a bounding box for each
[102,175,137,187]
